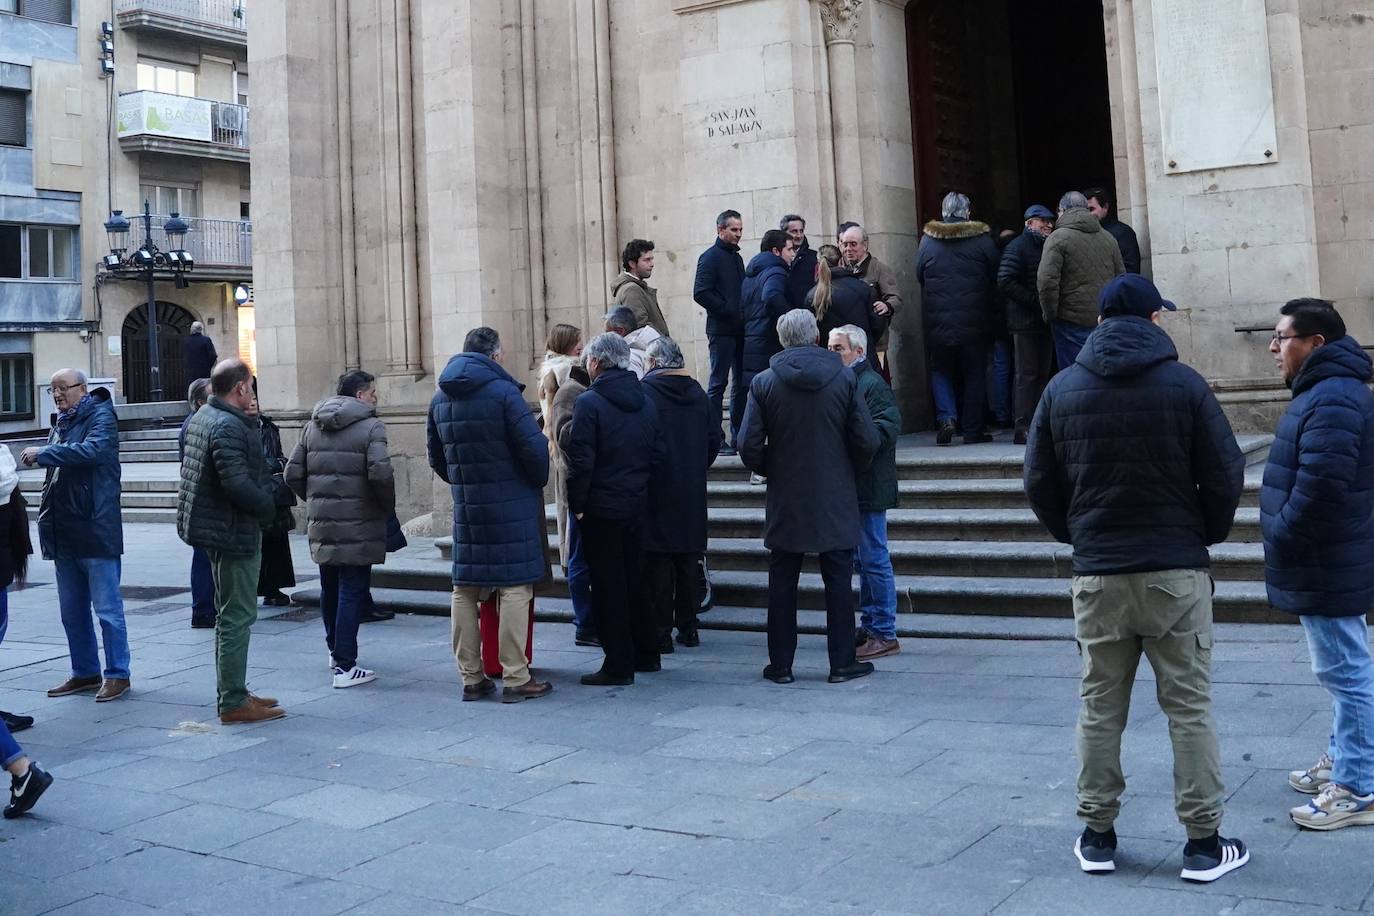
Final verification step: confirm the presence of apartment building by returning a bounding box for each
[0,0,252,433]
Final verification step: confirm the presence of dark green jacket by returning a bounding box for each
[853,358,900,511]
[177,396,276,556]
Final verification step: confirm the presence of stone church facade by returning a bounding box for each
[248,0,1374,522]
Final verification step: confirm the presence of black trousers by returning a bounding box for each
[644,551,701,639]
[707,334,746,448]
[767,549,857,672]
[1012,329,1054,426]
[580,514,658,677]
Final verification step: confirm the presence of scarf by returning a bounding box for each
[56,394,94,436]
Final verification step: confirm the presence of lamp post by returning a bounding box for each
[102,201,194,402]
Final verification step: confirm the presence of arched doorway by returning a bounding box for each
[122,301,197,403]
[906,0,1116,229]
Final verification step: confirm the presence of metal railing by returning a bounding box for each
[210,100,250,149]
[115,0,246,32]
[117,92,250,152]
[138,215,252,268]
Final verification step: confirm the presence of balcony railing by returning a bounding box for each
[115,0,246,39]
[116,92,249,161]
[139,215,252,269]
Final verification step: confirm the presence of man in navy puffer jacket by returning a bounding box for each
[741,229,796,388]
[427,327,552,704]
[1260,298,1374,832]
[1025,274,1248,882]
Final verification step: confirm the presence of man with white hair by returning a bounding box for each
[564,332,664,686]
[739,309,879,684]
[838,223,902,375]
[184,320,218,383]
[828,325,902,660]
[1038,190,1125,368]
[604,306,661,379]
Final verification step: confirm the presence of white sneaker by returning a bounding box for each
[332,666,376,689]
[749,472,766,486]
[1288,752,1333,794]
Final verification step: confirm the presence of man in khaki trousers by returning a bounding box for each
[1024,275,1247,884]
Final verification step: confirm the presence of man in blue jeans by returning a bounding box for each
[693,209,746,453]
[829,326,901,659]
[1261,298,1374,831]
[21,370,131,703]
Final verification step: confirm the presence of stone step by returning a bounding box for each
[121,438,180,452]
[25,506,176,524]
[20,477,179,494]
[120,428,183,442]
[121,492,180,509]
[121,450,180,463]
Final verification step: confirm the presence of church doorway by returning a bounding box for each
[906,0,1116,230]
[121,301,196,404]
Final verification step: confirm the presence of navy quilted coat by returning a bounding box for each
[426,353,550,587]
[36,388,123,559]
[1260,336,1374,616]
[563,367,661,520]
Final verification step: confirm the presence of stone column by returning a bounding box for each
[820,0,865,224]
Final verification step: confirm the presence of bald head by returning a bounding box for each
[211,358,254,407]
[48,368,87,410]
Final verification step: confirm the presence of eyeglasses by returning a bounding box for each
[45,382,86,395]
[1271,333,1314,345]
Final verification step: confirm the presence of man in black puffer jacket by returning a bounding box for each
[999,205,1055,444]
[564,332,663,686]
[1024,274,1248,883]
[915,192,1000,445]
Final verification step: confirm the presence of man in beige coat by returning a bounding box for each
[611,239,670,337]
[1038,190,1126,368]
[285,369,395,689]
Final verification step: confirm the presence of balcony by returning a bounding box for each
[115,0,246,48]
[116,91,249,163]
[119,215,252,280]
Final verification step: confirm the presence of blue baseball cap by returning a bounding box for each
[1023,205,1055,221]
[1099,273,1177,319]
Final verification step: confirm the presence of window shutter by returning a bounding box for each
[0,91,24,147]
[20,0,72,24]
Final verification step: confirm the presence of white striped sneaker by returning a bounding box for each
[1180,835,1248,883]
[332,666,376,689]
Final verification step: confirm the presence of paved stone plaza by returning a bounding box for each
[1,525,1371,915]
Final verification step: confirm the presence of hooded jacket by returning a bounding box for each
[738,346,879,553]
[1037,207,1125,328]
[37,387,123,560]
[178,395,277,556]
[611,271,670,337]
[915,219,1000,347]
[563,366,662,520]
[1023,316,1244,575]
[785,239,819,312]
[807,264,879,345]
[693,236,746,336]
[285,395,395,566]
[998,227,1048,334]
[427,352,550,586]
[642,368,722,554]
[1261,336,1374,616]
[742,250,791,361]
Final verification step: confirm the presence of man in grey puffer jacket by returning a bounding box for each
[286,369,395,689]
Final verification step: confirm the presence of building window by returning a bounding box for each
[0,223,76,279]
[0,89,25,147]
[0,224,19,277]
[0,0,14,15]
[234,71,248,107]
[136,61,197,98]
[2,0,72,23]
[0,353,34,420]
[139,183,201,218]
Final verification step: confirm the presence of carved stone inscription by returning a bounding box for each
[1152,0,1279,173]
[706,105,763,139]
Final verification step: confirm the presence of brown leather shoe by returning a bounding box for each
[248,693,279,708]
[220,701,287,724]
[95,678,131,703]
[502,679,553,704]
[462,678,496,702]
[47,676,102,698]
[856,636,901,661]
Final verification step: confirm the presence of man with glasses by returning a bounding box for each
[20,370,131,703]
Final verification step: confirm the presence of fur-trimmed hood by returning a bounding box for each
[922,219,991,240]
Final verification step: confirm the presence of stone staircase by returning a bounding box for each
[340,433,1280,624]
[18,427,182,523]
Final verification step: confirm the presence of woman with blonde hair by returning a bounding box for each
[538,323,583,436]
[806,243,879,344]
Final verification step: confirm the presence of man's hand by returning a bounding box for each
[575,513,583,521]
[873,302,892,317]
[19,447,41,467]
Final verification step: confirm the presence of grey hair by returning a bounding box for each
[941,192,971,221]
[1059,191,1090,212]
[831,324,867,353]
[838,223,867,243]
[716,209,742,229]
[604,307,637,335]
[779,214,805,230]
[187,377,211,407]
[190,321,204,334]
[645,336,685,370]
[584,331,632,371]
[463,326,502,357]
[777,308,820,349]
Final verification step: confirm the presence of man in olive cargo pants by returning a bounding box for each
[1023,275,1248,883]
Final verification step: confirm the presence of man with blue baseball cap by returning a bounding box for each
[998,204,1057,443]
[1024,273,1249,883]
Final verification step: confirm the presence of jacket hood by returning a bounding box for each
[770,346,845,392]
[1075,315,1178,378]
[745,250,788,278]
[1291,335,1374,395]
[311,394,376,430]
[922,219,991,241]
[590,366,646,412]
[437,352,524,398]
[609,271,647,295]
[643,369,702,406]
[1055,207,1102,234]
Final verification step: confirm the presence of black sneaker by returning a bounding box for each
[574,630,601,647]
[827,661,875,683]
[1073,826,1117,873]
[1,710,34,733]
[676,629,700,648]
[1180,835,1248,883]
[4,762,53,819]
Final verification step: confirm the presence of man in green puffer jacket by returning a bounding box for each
[178,358,280,724]
[1037,191,1125,369]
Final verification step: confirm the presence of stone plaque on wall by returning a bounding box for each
[1152,0,1278,173]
